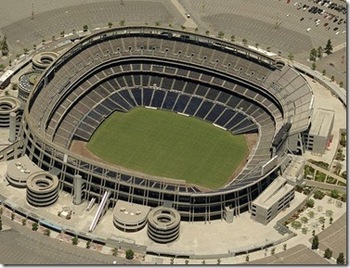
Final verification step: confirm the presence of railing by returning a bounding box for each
[88,191,110,232]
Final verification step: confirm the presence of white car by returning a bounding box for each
[306,28,311,32]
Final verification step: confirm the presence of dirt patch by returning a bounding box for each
[70,140,103,163]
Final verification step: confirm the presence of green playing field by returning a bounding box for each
[87,108,248,189]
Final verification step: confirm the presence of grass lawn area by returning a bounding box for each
[87,108,248,189]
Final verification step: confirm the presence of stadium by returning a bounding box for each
[10,26,313,222]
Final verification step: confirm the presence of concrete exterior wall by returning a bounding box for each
[251,177,295,225]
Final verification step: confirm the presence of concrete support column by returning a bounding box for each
[73,174,83,205]
[8,112,17,142]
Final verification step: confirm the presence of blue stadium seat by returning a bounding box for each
[195,101,214,119]
[205,104,225,122]
[162,91,178,110]
[150,90,166,108]
[131,88,143,106]
[184,96,202,115]
[142,88,153,106]
[215,109,236,126]
[173,94,190,113]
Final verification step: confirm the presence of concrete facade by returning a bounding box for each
[251,176,294,225]
[147,206,181,243]
[113,200,150,232]
[303,108,334,154]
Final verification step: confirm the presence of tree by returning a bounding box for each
[43,229,50,236]
[331,75,335,82]
[23,48,29,55]
[300,216,308,224]
[319,217,325,224]
[329,217,333,225]
[83,25,89,32]
[312,230,316,236]
[42,39,46,44]
[181,25,186,30]
[242,39,248,46]
[311,62,316,70]
[0,207,2,215]
[230,35,235,42]
[51,35,55,41]
[336,252,345,265]
[205,30,210,35]
[255,43,259,49]
[283,244,287,251]
[306,199,315,208]
[194,27,198,32]
[170,258,174,265]
[108,22,113,28]
[295,185,303,193]
[340,193,346,202]
[271,248,276,255]
[311,235,319,249]
[11,213,15,220]
[266,46,271,52]
[155,21,160,26]
[86,241,91,249]
[339,81,343,88]
[33,44,37,50]
[218,31,225,39]
[22,219,26,226]
[324,39,333,55]
[12,83,18,91]
[202,260,205,265]
[1,36,9,56]
[125,249,134,260]
[112,248,118,256]
[0,218,2,231]
[246,255,249,262]
[72,236,79,245]
[324,248,332,259]
[32,222,38,231]
[217,258,221,264]
[331,189,339,199]
[185,260,189,265]
[309,48,317,61]
[322,69,326,76]
[120,20,125,26]
[317,46,323,58]
[288,53,294,61]
[60,30,65,37]
[313,191,324,200]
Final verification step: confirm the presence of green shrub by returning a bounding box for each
[325,210,333,217]
[319,217,325,224]
[300,217,308,224]
[291,221,302,229]
[330,189,339,199]
[307,211,315,218]
[313,190,325,200]
[306,199,315,208]
[126,249,134,260]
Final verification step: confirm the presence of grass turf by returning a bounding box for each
[87,108,248,189]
